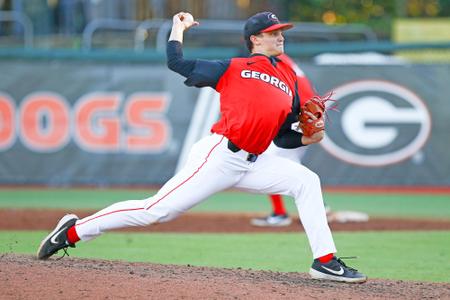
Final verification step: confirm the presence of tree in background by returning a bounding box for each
[285,0,450,40]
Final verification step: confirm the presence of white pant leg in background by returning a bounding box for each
[234,153,336,258]
[265,142,306,164]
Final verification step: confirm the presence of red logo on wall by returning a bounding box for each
[0,91,172,153]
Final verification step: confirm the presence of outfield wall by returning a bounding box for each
[0,59,449,187]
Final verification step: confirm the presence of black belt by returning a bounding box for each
[227,140,258,162]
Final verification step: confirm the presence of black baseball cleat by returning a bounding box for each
[309,256,367,283]
[37,214,79,260]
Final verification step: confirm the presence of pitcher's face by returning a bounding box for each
[252,30,285,56]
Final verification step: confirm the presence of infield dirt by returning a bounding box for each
[1,208,450,232]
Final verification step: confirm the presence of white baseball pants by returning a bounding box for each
[74,133,336,258]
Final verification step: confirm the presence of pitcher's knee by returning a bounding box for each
[144,204,183,224]
[143,196,186,223]
[290,169,321,197]
[307,170,321,186]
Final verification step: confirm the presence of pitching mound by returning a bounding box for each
[1,254,448,299]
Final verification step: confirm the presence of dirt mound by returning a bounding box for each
[1,254,448,300]
[1,209,450,232]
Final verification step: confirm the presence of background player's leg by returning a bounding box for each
[235,153,336,259]
[250,194,292,227]
[270,194,288,215]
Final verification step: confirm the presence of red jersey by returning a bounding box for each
[211,56,297,154]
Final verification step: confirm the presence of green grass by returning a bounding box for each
[1,230,448,283]
[0,188,449,218]
[0,188,154,210]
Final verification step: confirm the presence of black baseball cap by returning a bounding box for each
[244,12,293,41]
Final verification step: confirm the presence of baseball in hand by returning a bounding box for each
[181,13,194,23]
[176,12,198,29]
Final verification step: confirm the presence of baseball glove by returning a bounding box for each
[299,93,335,137]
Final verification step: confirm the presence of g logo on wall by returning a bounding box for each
[321,80,431,167]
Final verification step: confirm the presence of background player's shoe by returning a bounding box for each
[37,214,78,260]
[309,256,367,283]
[250,213,292,227]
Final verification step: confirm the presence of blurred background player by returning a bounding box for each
[251,53,321,227]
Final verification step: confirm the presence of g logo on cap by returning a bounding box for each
[244,12,293,41]
[269,13,279,21]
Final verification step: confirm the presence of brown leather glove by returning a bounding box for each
[299,93,335,137]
